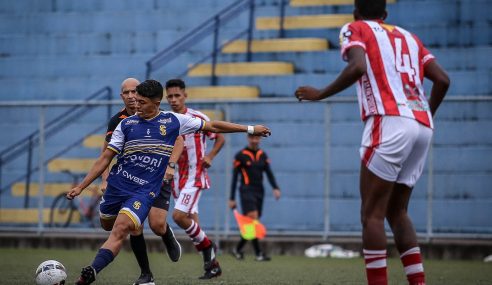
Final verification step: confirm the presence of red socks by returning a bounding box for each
[363,249,388,285]
[400,247,425,285]
[185,220,211,251]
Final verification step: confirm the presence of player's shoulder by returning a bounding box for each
[342,20,367,31]
[394,24,413,36]
[235,148,247,158]
[108,109,126,123]
[158,110,194,127]
[119,114,140,127]
[186,108,210,121]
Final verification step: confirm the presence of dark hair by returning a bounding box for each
[136,79,163,100]
[165,78,186,90]
[355,0,386,19]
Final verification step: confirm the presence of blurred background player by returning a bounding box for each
[99,78,181,285]
[165,79,226,279]
[295,0,449,284]
[229,134,281,261]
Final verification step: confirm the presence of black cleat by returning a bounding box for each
[132,272,155,285]
[255,252,271,261]
[202,242,217,264]
[162,224,181,262]
[199,242,222,279]
[231,248,244,260]
[75,266,96,285]
[199,260,222,280]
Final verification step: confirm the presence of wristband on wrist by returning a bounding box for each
[168,162,176,169]
[247,125,254,135]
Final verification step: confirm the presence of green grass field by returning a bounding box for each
[2,248,491,284]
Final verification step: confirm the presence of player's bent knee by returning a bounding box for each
[112,221,133,239]
[100,218,115,231]
[149,219,166,236]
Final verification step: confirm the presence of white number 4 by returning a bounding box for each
[395,38,416,82]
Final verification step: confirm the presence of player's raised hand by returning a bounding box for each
[228,200,237,209]
[295,86,322,101]
[164,166,175,181]
[273,189,281,200]
[253,125,271,137]
[66,186,83,200]
[202,155,213,168]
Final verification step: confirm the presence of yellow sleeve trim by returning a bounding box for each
[107,145,120,154]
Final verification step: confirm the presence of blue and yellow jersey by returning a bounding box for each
[107,111,204,195]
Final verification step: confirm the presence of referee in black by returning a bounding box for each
[229,134,281,261]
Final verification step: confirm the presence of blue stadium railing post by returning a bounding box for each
[24,135,33,208]
[279,0,286,38]
[0,157,3,196]
[246,0,255,62]
[106,87,113,121]
[211,16,220,86]
[146,62,151,80]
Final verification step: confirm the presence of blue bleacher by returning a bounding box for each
[0,0,490,234]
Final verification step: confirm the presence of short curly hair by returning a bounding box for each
[355,0,386,19]
[136,79,163,100]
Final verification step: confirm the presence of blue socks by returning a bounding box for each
[91,248,115,273]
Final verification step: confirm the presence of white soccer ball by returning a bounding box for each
[35,260,67,285]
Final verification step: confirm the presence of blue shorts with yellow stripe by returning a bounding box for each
[99,184,155,228]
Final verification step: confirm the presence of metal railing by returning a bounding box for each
[145,0,256,84]
[0,96,491,239]
[0,87,113,207]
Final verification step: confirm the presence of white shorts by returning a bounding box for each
[360,116,433,187]
[173,186,202,214]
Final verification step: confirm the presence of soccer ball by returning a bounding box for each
[35,260,67,285]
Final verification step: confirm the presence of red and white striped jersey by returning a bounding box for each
[173,108,217,191]
[340,20,435,128]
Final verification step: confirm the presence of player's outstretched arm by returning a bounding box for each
[295,46,366,101]
[203,121,271,137]
[66,148,116,200]
[424,60,450,116]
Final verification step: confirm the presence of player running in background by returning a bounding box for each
[100,78,182,285]
[164,79,226,279]
[229,134,280,261]
[295,0,450,284]
[69,79,271,285]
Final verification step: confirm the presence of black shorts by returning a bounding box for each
[239,186,264,217]
[152,181,172,211]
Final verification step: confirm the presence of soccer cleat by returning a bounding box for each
[75,266,96,285]
[132,272,155,285]
[202,242,217,264]
[199,260,222,280]
[255,253,271,261]
[198,243,222,279]
[162,224,182,262]
[231,248,244,260]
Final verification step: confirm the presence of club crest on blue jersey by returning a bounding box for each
[133,201,141,210]
[160,125,167,136]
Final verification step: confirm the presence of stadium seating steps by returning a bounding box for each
[0,0,490,233]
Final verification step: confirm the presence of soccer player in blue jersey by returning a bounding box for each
[100,77,183,285]
[67,79,271,285]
